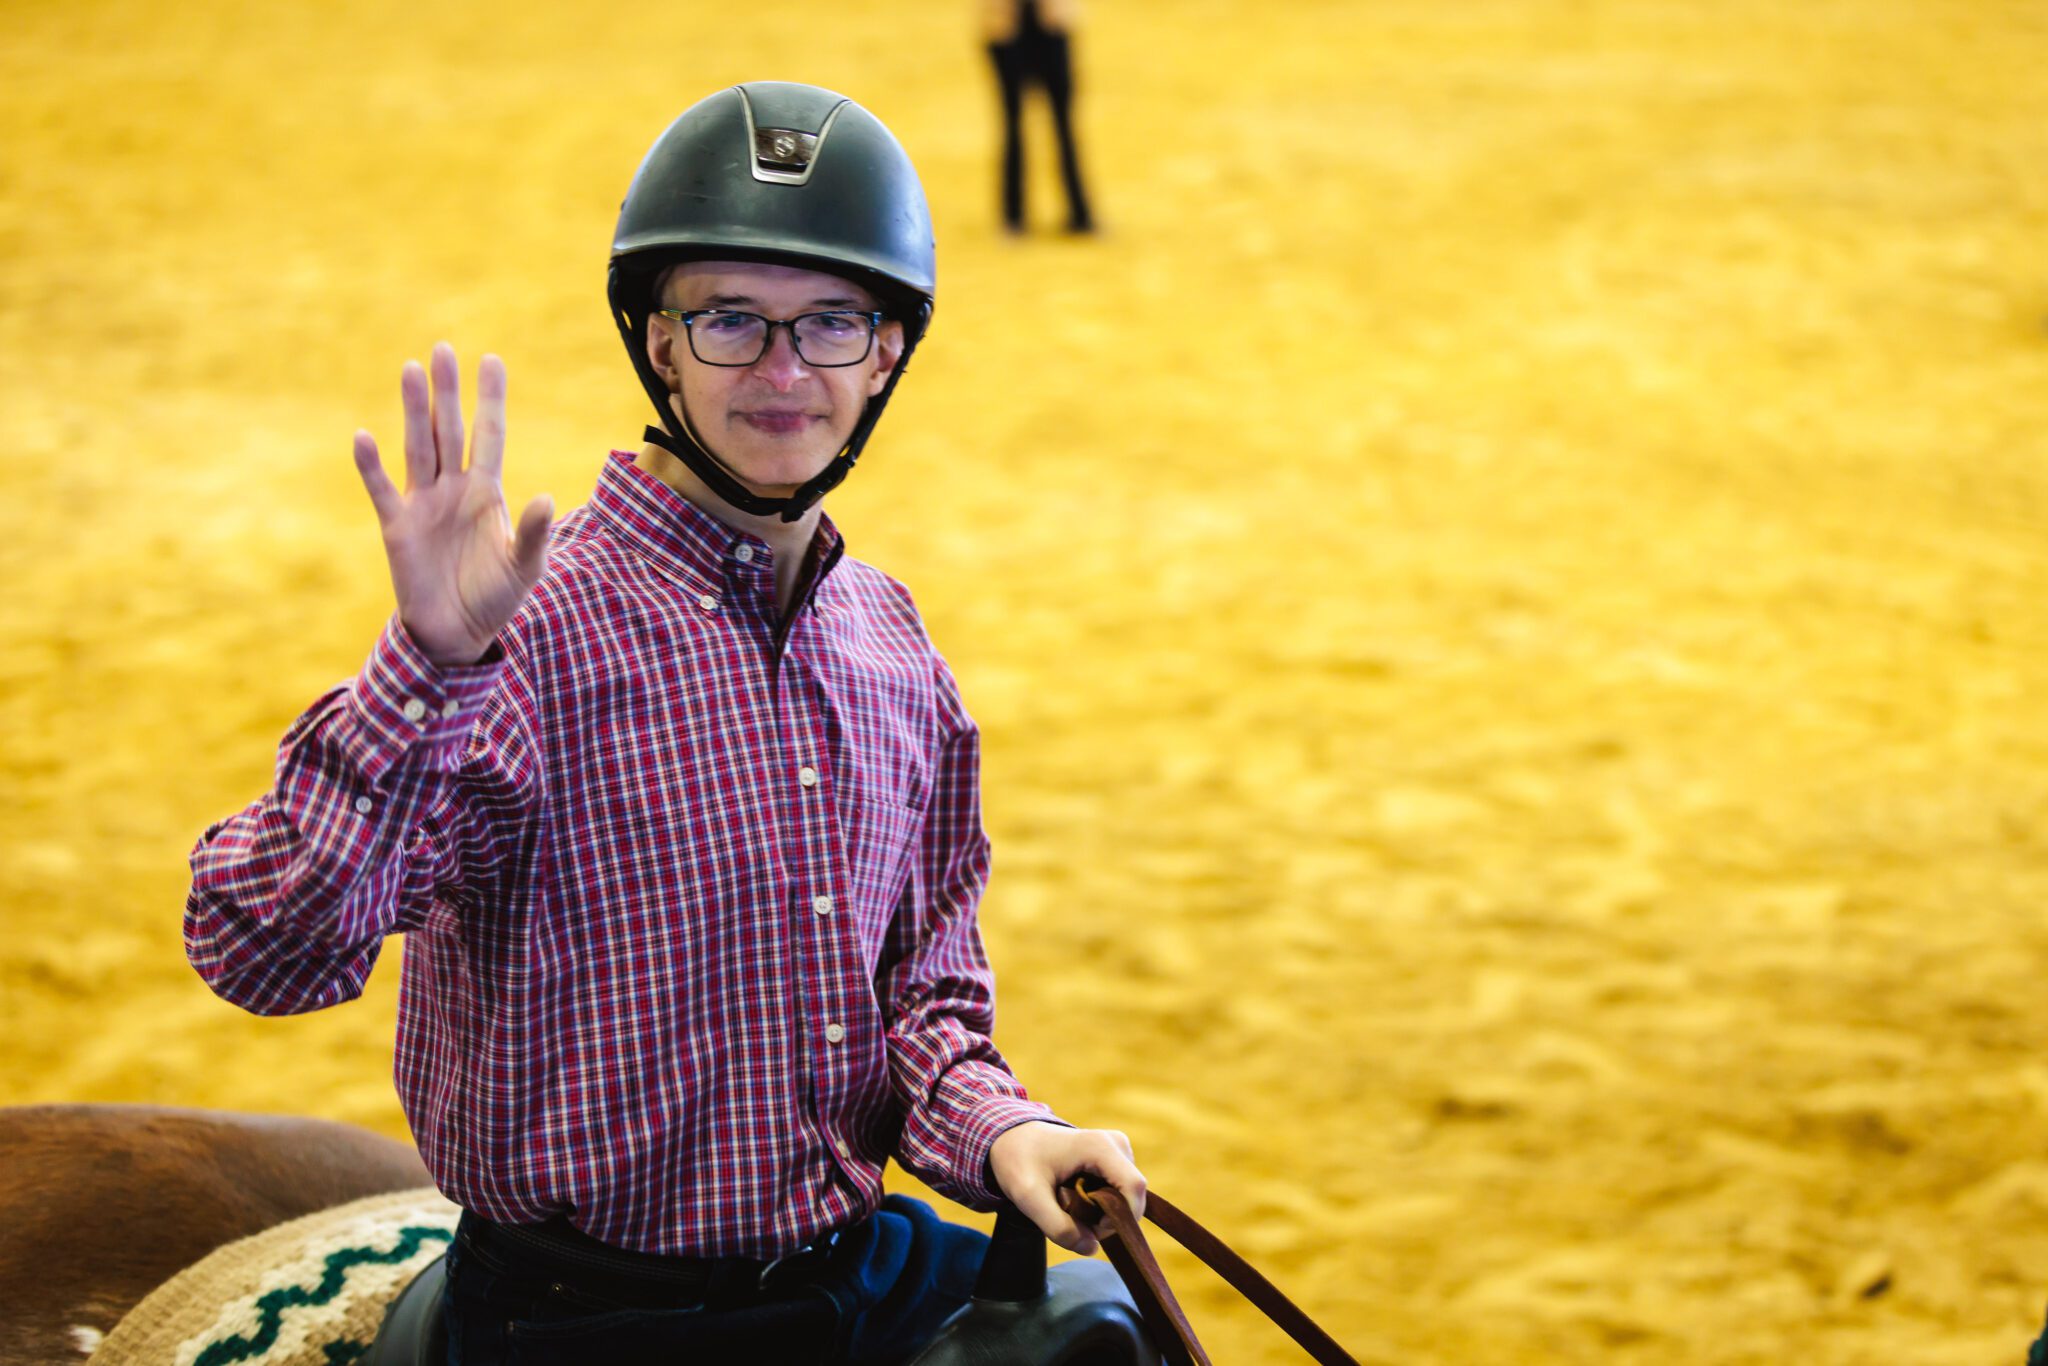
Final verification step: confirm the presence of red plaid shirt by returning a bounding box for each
[186,452,1057,1257]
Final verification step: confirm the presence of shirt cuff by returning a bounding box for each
[338,616,505,784]
[956,1096,1068,1207]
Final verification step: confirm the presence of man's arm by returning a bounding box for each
[880,655,1145,1255]
[185,619,524,1014]
[186,343,550,1014]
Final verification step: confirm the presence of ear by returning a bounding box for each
[646,311,682,389]
[866,320,907,397]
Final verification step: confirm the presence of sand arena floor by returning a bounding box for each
[6,0,2048,1360]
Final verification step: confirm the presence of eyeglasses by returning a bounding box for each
[657,308,886,368]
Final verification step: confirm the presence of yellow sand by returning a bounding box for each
[6,0,2048,1360]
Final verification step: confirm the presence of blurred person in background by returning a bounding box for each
[984,0,1096,234]
[183,82,1142,1365]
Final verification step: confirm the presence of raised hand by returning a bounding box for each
[353,343,553,666]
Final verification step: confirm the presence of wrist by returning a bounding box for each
[396,617,493,669]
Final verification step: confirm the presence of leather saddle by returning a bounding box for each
[361,1203,1152,1366]
[367,1181,1357,1366]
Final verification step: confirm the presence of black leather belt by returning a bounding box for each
[459,1211,845,1308]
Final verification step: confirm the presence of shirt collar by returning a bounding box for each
[591,451,846,602]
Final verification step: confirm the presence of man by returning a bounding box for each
[983,0,1096,234]
[186,82,1145,1364]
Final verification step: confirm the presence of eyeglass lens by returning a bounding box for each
[687,312,874,367]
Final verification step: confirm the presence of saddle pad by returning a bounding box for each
[89,1186,458,1366]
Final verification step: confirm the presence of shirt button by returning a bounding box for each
[733,543,755,564]
[400,698,427,722]
[812,894,834,917]
[833,1137,851,1157]
[354,796,373,814]
[697,593,718,612]
[441,699,461,718]
[798,766,818,788]
[824,1023,846,1045]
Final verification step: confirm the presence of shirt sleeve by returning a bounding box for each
[184,615,534,1016]
[879,653,1065,1208]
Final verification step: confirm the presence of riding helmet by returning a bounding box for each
[608,82,936,521]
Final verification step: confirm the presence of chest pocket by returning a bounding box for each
[801,604,934,814]
[817,669,930,809]
[838,797,926,968]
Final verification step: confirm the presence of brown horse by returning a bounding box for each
[0,1104,431,1365]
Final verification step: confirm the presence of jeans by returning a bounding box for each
[442,1196,989,1365]
[988,23,1094,231]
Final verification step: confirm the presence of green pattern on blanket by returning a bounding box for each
[191,1224,451,1366]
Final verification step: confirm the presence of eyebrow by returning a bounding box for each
[697,293,869,310]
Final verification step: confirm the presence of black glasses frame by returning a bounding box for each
[656,308,886,368]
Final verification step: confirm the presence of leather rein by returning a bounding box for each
[1066,1176,1359,1366]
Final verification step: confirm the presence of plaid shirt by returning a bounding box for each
[186,452,1057,1258]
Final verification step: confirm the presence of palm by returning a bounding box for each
[352,344,552,666]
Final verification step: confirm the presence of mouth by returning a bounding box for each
[737,410,821,436]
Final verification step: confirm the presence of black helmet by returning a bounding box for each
[608,82,936,521]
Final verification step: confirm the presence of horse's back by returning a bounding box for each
[0,1104,430,1365]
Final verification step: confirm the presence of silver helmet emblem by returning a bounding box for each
[753,127,820,178]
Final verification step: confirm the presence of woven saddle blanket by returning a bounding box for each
[89,1187,458,1366]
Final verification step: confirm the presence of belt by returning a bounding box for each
[458,1211,845,1308]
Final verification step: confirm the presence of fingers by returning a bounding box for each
[512,493,554,588]
[1091,1148,1148,1224]
[401,360,434,491]
[1057,1132,1145,1237]
[1013,1178,1100,1257]
[1092,1129,1144,1220]
[992,1124,1148,1257]
[430,341,464,478]
[471,353,508,480]
[352,430,401,524]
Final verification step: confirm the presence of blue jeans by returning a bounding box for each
[443,1196,988,1365]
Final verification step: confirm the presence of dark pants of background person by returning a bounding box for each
[988,21,1094,233]
[442,1194,987,1365]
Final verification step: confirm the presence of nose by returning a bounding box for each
[749,322,810,392]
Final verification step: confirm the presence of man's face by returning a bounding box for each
[646,260,906,497]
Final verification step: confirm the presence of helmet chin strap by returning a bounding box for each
[639,415,832,525]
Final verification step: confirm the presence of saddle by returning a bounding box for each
[365,1181,1356,1366]
[86,1188,459,1366]
[362,1205,1148,1366]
